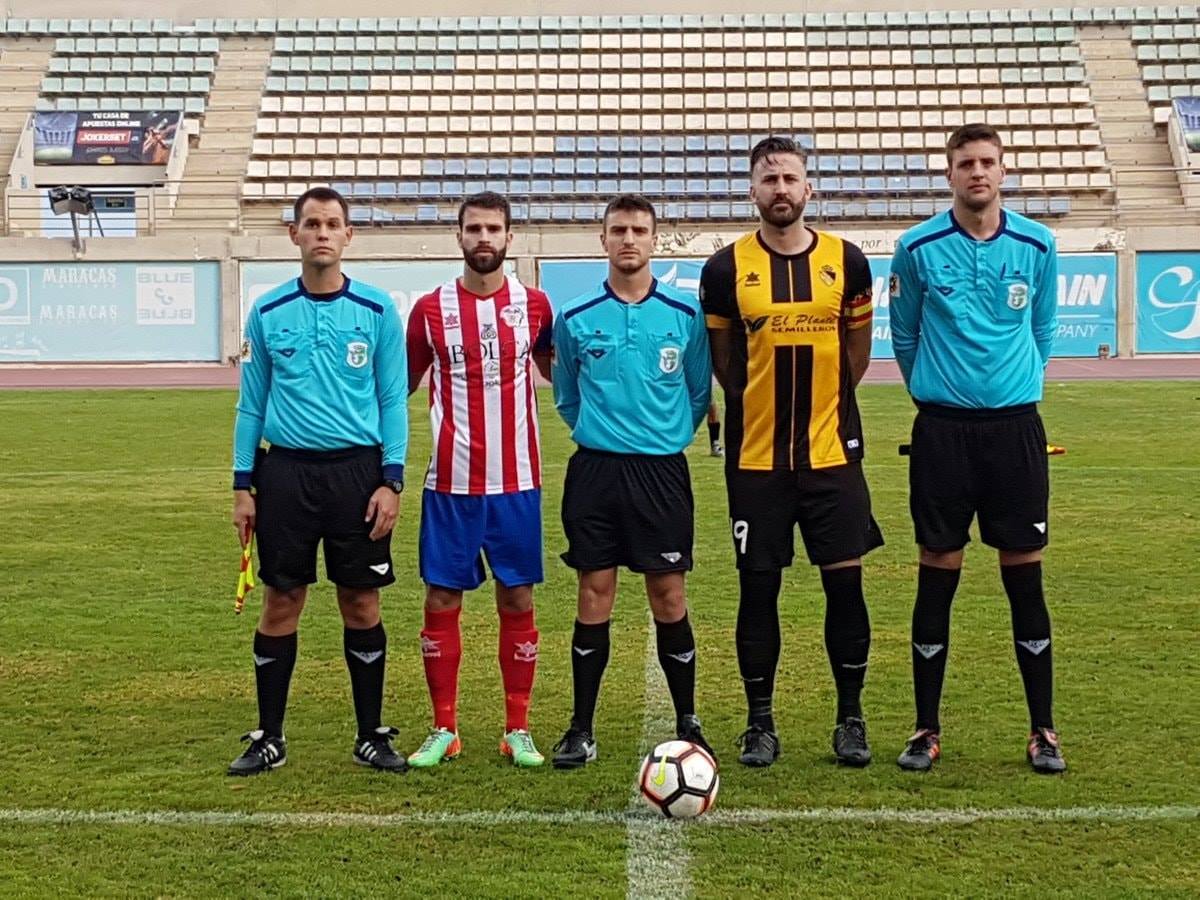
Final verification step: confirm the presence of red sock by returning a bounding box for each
[498,607,538,732]
[421,606,462,733]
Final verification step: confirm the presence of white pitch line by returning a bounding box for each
[625,613,692,900]
[0,805,1195,830]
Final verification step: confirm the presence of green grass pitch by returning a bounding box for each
[0,381,1197,897]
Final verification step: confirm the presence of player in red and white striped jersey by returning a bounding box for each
[405,192,554,769]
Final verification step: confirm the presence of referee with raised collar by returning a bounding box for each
[228,187,409,776]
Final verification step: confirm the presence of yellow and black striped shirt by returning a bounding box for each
[700,229,873,471]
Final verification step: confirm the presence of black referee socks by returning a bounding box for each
[344,622,387,738]
[736,569,783,731]
[1002,562,1056,731]
[253,630,297,738]
[911,564,961,732]
[569,619,611,733]
[655,613,697,720]
[820,566,871,724]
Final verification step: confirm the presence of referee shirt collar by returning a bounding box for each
[603,277,659,305]
[296,274,351,301]
[949,209,1007,243]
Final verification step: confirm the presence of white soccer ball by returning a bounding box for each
[637,740,719,819]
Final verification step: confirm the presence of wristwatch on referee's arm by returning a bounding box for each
[382,464,405,494]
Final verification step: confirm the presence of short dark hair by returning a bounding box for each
[946,123,1004,163]
[458,191,511,230]
[749,136,809,172]
[602,193,657,230]
[292,186,349,225]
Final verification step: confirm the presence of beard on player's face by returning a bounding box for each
[757,196,806,228]
[464,244,507,275]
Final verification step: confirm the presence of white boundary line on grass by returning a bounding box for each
[1,805,1196,830]
[624,615,691,900]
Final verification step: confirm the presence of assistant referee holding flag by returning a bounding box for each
[228,186,409,776]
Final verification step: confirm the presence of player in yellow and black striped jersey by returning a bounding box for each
[700,136,883,771]
[701,229,874,472]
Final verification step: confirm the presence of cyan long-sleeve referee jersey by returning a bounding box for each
[552,278,712,455]
[232,276,408,487]
[889,209,1058,409]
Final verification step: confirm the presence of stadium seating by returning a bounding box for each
[227,11,1126,220]
[3,7,1199,223]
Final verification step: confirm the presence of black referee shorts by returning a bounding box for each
[560,447,694,574]
[908,404,1050,553]
[254,445,395,591]
[725,461,884,570]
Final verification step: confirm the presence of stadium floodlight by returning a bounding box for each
[47,184,103,250]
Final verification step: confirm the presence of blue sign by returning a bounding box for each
[0,261,220,362]
[1136,252,1200,353]
[240,260,489,329]
[542,254,1117,359]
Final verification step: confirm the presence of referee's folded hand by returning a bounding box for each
[365,487,400,541]
[232,491,256,548]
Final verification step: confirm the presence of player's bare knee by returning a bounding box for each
[496,582,533,614]
[424,585,464,613]
[920,547,965,570]
[999,548,1042,567]
[260,585,306,632]
[577,570,617,622]
[646,573,687,622]
[336,586,381,629]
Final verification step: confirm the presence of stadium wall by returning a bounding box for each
[3,224,1200,362]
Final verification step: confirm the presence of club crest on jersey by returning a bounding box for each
[346,341,369,368]
[1007,282,1029,310]
[659,346,681,374]
[481,323,498,340]
[500,305,525,327]
[819,264,838,287]
[889,273,901,298]
[444,313,459,329]
[240,339,252,362]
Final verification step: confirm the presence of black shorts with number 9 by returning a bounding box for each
[725,461,884,570]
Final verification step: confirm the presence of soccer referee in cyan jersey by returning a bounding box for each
[889,123,1065,774]
[228,187,409,776]
[549,194,714,769]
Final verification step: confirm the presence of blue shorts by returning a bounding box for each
[419,488,544,591]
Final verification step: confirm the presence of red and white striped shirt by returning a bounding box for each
[407,277,553,495]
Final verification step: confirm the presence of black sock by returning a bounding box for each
[570,619,610,733]
[820,566,871,723]
[344,622,387,737]
[1002,562,1055,731]
[253,630,297,738]
[708,421,720,444]
[911,565,960,732]
[655,613,696,722]
[736,569,782,731]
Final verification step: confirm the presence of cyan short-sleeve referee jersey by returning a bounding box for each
[551,278,712,455]
[889,209,1058,409]
[232,276,408,486]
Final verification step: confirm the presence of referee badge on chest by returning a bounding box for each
[1007,282,1029,310]
[659,346,680,374]
[346,340,369,368]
